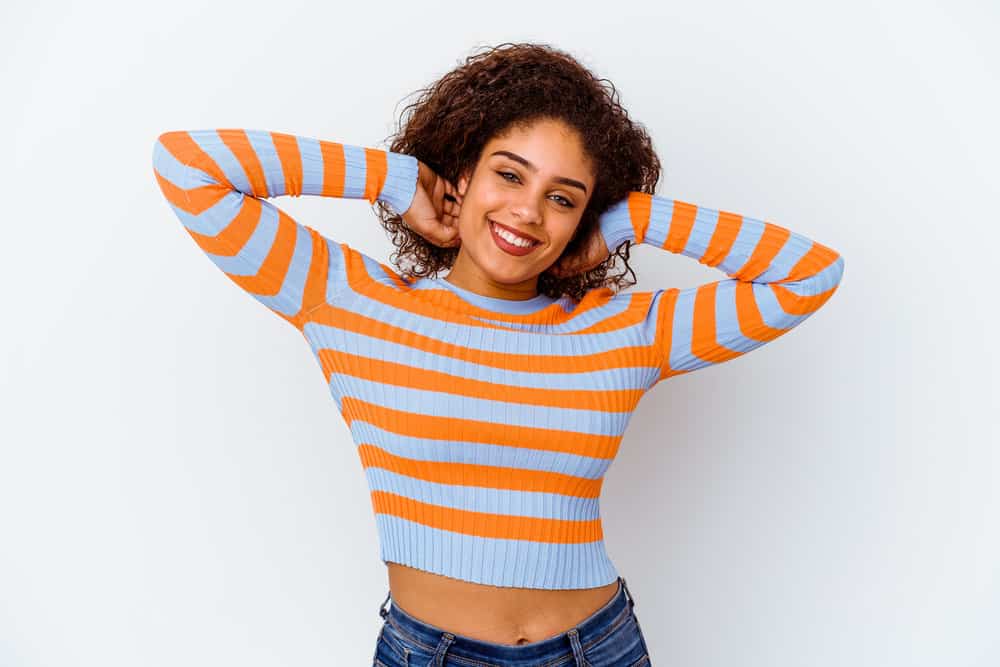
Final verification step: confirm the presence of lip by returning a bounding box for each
[491,220,541,243]
[488,219,542,257]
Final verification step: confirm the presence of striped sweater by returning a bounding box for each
[152,128,845,589]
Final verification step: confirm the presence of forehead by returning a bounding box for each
[482,119,595,181]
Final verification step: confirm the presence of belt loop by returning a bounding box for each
[431,632,455,667]
[567,628,588,666]
[621,576,636,609]
[378,589,391,620]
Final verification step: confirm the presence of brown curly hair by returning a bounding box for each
[375,42,661,301]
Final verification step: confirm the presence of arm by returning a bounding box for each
[598,192,845,383]
[151,129,418,328]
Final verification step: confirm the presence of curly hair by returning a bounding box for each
[375,42,661,301]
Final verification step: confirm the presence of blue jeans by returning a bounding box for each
[372,576,651,666]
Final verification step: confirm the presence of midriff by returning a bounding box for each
[385,561,621,646]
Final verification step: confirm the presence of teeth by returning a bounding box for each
[492,221,536,248]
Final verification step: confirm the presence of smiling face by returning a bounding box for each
[449,117,597,299]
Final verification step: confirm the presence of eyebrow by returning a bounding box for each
[490,150,589,194]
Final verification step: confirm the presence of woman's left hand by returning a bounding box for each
[548,224,611,279]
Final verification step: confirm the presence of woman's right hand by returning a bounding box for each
[400,160,463,248]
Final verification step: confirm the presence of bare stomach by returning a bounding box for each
[385,562,620,646]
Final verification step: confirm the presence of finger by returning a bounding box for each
[438,216,460,246]
[447,180,465,207]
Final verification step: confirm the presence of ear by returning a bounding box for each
[457,169,471,197]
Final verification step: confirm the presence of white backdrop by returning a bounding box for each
[2,1,997,665]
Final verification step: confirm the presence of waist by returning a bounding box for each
[385,562,621,644]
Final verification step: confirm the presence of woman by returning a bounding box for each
[152,42,844,666]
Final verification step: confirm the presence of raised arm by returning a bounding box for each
[599,192,845,384]
[151,129,418,328]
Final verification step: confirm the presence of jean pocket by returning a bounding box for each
[376,619,437,667]
[582,608,650,666]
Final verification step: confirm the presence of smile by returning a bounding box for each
[489,219,541,256]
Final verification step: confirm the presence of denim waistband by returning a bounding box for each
[377,576,636,663]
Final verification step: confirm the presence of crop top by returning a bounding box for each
[151,128,845,589]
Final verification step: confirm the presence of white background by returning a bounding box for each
[2,1,997,665]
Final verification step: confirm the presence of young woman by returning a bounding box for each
[152,42,844,666]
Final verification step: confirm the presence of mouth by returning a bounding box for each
[488,218,542,257]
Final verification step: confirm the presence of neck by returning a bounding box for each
[445,251,541,301]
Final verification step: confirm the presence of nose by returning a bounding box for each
[508,189,543,225]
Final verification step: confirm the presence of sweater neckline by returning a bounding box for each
[425,277,556,315]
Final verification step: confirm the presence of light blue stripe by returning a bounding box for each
[308,287,654,356]
[379,151,419,213]
[718,215,767,276]
[680,207,721,262]
[323,237,348,306]
[755,234,814,283]
[341,144,367,198]
[204,197,277,276]
[667,287,698,372]
[778,256,845,295]
[312,326,652,390]
[597,198,634,249]
[188,130,253,196]
[364,468,601,520]
[375,514,619,589]
[243,130,285,197]
[165,185,239,237]
[642,195,675,248]
[152,139,218,192]
[713,280,769,354]
[296,135,326,196]
[468,292,634,333]
[752,281,809,330]
[348,421,611,479]
[332,375,632,435]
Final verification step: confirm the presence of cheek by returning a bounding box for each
[551,220,582,251]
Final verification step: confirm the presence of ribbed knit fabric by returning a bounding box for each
[152,128,845,589]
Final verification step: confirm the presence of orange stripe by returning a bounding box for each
[340,397,620,460]
[155,131,231,196]
[363,148,388,204]
[653,288,679,381]
[295,227,331,320]
[271,131,303,196]
[778,241,841,283]
[626,192,653,244]
[318,350,644,412]
[369,490,603,544]
[331,245,652,334]
[690,283,745,365]
[309,303,655,376]
[358,444,601,498]
[734,222,789,281]
[566,291,653,336]
[700,210,742,268]
[185,197,300,305]
[770,283,838,316]
[320,140,345,197]
[664,200,697,253]
[218,129,269,198]
[734,282,786,341]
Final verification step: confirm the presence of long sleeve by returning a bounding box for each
[598,192,845,383]
[151,129,419,328]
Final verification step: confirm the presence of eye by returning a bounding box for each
[497,171,574,208]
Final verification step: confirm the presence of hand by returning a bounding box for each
[400,160,463,248]
[548,223,610,279]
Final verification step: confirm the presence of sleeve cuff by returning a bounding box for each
[598,198,637,250]
[378,152,419,215]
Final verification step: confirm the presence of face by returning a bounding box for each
[453,117,596,292]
